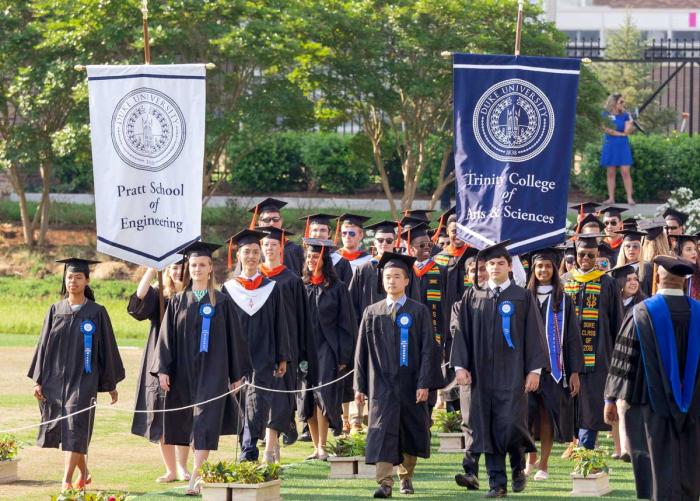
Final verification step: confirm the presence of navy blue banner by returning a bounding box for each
[453,53,580,254]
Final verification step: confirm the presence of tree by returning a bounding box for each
[290,0,588,216]
[596,15,677,133]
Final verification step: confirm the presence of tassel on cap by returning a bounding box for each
[249,205,259,230]
[432,215,445,243]
[304,216,310,239]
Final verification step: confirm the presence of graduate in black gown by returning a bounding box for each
[29,258,125,491]
[355,252,444,498]
[614,229,653,297]
[128,262,190,482]
[562,233,624,450]
[601,205,628,264]
[151,241,252,495]
[610,262,647,317]
[605,255,700,501]
[333,213,373,275]
[525,248,584,481]
[249,197,304,276]
[300,238,356,460]
[300,213,353,284]
[258,227,317,460]
[222,229,291,463]
[450,242,548,497]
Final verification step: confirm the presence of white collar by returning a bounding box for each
[623,296,635,306]
[656,288,685,296]
[223,279,275,316]
[537,285,553,294]
[488,278,511,292]
[416,258,430,268]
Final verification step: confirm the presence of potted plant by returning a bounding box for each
[327,433,366,479]
[200,460,282,501]
[50,490,128,501]
[0,434,20,484]
[432,411,465,453]
[570,447,612,496]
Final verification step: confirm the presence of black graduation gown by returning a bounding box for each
[605,296,700,501]
[28,299,125,454]
[150,289,252,450]
[334,257,353,285]
[355,298,444,465]
[638,262,654,297]
[127,287,169,441]
[301,280,356,430]
[264,268,317,434]
[283,241,304,276]
[223,277,291,438]
[529,294,584,443]
[564,272,623,431]
[449,284,549,455]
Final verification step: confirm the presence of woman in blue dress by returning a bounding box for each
[600,94,635,205]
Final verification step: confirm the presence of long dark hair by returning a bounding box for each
[60,271,95,302]
[302,248,338,287]
[527,258,563,312]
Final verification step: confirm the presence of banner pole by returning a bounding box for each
[141,0,151,64]
[514,0,524,56]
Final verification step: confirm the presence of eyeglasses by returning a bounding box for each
[415,242,432,249]
[577,251,596,259]
[375,237,394,244]
[603,220,619,226]
[259,216,281,224]
[342,230,357,237]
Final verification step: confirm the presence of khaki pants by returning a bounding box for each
[376,454,417,487]
[458,384,473,450]
[343,401,365,426]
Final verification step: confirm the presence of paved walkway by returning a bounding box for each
[7,192,663,217]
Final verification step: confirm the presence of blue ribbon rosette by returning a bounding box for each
[199,303,215,353]
[396,312,413,367]
[498,301,515,349]
[80,320,96,373]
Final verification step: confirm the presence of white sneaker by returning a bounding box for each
[524,460,539,476]
[533,470,549,481]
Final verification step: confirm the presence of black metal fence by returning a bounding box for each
[566,39,700,136]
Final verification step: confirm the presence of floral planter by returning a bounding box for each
[570,471,612,496]
[437,433,465,453]
[202,479,282,501]
[0,459,18,484]
[328,456,362,479]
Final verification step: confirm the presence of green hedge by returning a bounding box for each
[574,134,700,201]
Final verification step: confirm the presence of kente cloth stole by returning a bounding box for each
[565,279,601,369]
[424,267,442,344]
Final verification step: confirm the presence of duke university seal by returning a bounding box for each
[111,87,186,172]
[472,78,554,163]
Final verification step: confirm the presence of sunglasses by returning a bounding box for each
[604,220,619,226]
[259,216,281,224]
[375,237,394,244]
[342,230,357,237]
[577,251,596,259]
[565,256,576,264]
[414,242,432,249]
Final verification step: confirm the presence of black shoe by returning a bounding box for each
[332,426,343,437]
[282,426,298,446]
[620,452,631,463]
[455,473,480,490]
[399,479,414,494]
[374,484,392,498]
[298,431,312,442]
[511,470,526,493]
[485,487,507,498]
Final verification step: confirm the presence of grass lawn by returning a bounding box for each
[0,345,637,500]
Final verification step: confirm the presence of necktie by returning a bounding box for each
[390,302,399,321]
[492,286,501,300]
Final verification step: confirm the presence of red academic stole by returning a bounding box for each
[338,248,364,261]
[235,275,264,291]
[607,237,622,250]
[310,274,325,286]
[445,244,468,258]
[413,260,438,278]
[259,264,286,278]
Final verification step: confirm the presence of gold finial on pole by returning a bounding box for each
[514,0,524,56]
[141,0,151,64]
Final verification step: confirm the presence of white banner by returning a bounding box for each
[86,64,206,269]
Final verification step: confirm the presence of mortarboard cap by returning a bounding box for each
[337,213,371,228]
[401,209,435,222]
[56,257,100,274]
[182,241,222,258]
[400,222,431,241]
[622,217,639,230]
[377,251,417,273]
[299,213,338,227]
[570,201,602,214]
[579,213,605,232]
[257,226,294,241]
[675,234,697,250]
[399,215,426,229]
[600,204,628,219]
[615,229,647,241]
[654,255,697,277]
[530,247,562,264]
[638,221,666,241]
[248,197,287,215]
[608,262,639,281]
[365,220,399,234]
[477,240,512,262]
[663,207,689,226]
[574,233,605,248]
[302,237,335,253]
[226,229,268,248]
